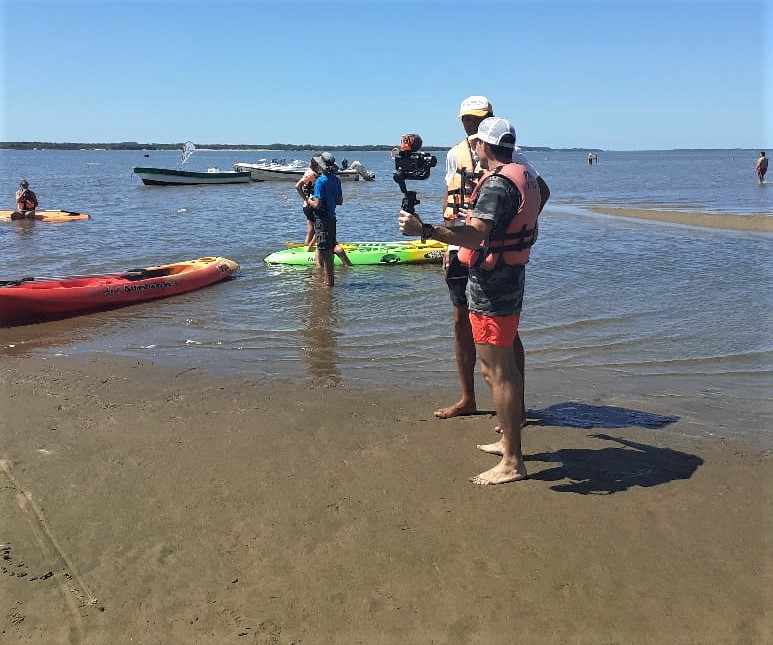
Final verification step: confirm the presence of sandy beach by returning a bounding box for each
[0,354,770,644]
[591,206,773,232]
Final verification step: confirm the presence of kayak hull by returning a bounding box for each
[0,209,91,222]
[0,256,239,326]
[264,241,446,266]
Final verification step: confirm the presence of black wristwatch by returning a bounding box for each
[421,223,435,240]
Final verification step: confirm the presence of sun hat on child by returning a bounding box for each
[312,151,338,172]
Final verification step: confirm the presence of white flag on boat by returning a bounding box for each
[180,141,196,166]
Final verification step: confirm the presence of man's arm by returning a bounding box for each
[306,176,323,209]
[536,176,550,214]
[399,208,491,250]
[295,176,307,200]
[306,191,320,210]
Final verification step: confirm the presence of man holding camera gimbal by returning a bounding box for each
[399,116,544,485]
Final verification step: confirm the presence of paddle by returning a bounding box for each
[1,266,173,286]
[0,277,35,287]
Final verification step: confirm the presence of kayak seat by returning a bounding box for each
[122,267,173,281]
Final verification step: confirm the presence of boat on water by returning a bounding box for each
[264,240,446,266]
[133,166,251,185]
[133,140,250,186]
[0,209,91,222]
[0,256,239,326]
[233,158,375,182]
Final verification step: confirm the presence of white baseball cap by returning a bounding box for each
[457,95,493,119]
[468,117,516,149]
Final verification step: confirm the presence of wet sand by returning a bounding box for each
[592,206,773,231]
[1,355,770,644]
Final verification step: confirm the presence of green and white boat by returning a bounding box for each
[133,140,250,185]
[132,166,251,186]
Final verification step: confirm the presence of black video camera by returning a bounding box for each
[392,134,437,214]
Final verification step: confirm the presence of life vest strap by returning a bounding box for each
[490,224,536,248]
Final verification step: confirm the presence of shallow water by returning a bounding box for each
[1,148,771,443]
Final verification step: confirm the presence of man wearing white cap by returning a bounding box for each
[437,96,494,421]
[399,116,542,485]
[436,96,549,426]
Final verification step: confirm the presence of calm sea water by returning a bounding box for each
[1,148,771,443]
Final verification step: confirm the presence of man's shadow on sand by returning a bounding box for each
[521,402,702,495]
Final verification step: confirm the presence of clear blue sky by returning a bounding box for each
[1,0,770,150]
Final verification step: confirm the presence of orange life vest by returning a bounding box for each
[444,139,483,220]
[16,189,37,211]
[457,163,541,269]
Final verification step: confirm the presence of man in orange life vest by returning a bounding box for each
[13,179,38,220]
[399,117,540,485]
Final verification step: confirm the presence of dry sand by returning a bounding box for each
[1,355,770,644]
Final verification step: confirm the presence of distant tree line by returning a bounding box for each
[2,141,416,151]
[1,141,553,152]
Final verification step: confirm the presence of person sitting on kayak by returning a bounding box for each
[13,179,38,220]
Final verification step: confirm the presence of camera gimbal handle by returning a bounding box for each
[394,169,420,215]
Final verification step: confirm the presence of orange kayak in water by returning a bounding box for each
[0,209,91,222]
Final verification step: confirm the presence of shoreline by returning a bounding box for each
[1,354,770,643]
[590,205,773,231]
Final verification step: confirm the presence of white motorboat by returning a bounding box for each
[233,158,375,182]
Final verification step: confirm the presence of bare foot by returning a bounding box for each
[477,440,504,455]
[434,400,477,419]
[470,461,527,486]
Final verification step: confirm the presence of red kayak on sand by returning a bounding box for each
[0,256,239,326]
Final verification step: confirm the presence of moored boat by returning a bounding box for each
[264,240,446,266]
[132,166,251,185]
[233,159,374,182]
[0,256,239,326]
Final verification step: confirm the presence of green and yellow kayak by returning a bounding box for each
[264,240,447,266]
[0,209,91,222]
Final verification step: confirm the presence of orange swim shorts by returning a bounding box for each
[469,312,520,347]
